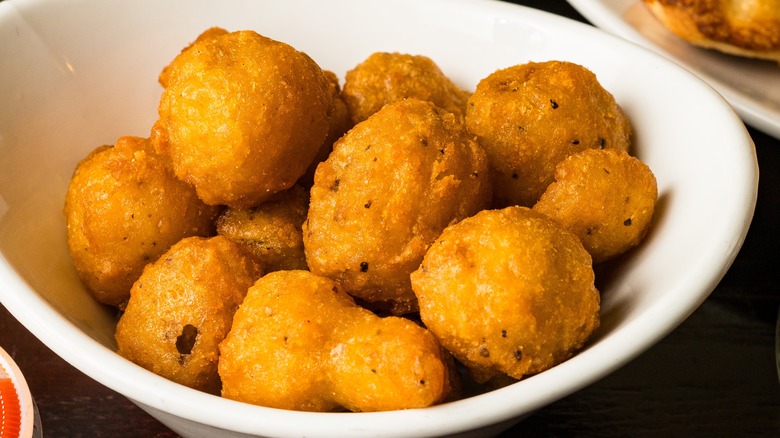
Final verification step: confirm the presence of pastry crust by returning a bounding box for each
[643,0,780,62]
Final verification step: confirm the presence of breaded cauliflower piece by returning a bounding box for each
[533,148,657,263]
[342,52,470,124]
[153,30,332,208]
[466,60,632,207]
[411,206,600,383]
[303,99,491,314]
[219,270,454,412]
[64,136,219,308]
[116,236,264,394]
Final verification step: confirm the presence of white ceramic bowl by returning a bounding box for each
[0,0,758,437]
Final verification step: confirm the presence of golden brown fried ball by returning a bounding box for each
[533,148,658,263]
[466,60,632,207]
[64,136,220,308]
[341,52,471,124]
[115,236,264,394]
[153,29,333,208]
[299,70,353,188]
[216,184,309,272]
[410,206,600,383]
[218,270,453,412]
[303,99,492,314]
[158,27,229,88]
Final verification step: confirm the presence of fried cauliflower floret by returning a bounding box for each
[115,236,264,394]
[410,206,600,383]
[218,270,453,412]
[153,29,333,208]
[216,185,309,272]
[533,148,658,263]
[158,27,229,88]
[466,60,632,207]
[341,52,471,124]
[303,99,492,314]
[64,136,220,308]
[300,70,353,187]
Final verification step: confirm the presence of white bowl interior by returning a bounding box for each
[0,0,758,437]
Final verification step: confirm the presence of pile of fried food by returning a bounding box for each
[64,27,657,412]
[642,0,780,63]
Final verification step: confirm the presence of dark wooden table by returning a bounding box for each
[2,1,779,437]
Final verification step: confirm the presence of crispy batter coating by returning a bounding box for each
[216,184,309,272]
[466,61,632,207]
[158,27,229,88]
[115,236,264,394]
[64,136,220,308]
[410,206,600,383]
[300,70,353,188]
[533,148,658,263]
[341,52,471,124]
[218,270,453,412]
[303,99,492,314]
[153,29,332,208]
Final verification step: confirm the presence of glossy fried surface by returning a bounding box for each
[218,270,453,412]
[158,27,229,88]
[341,52,471,124]
[216,185,309,272]
[300,70,353,188]
[533,148,658,263]
[466,61,632,207]
[303,99,491,314]
[411,206,600,383]
[153,30,332,208]
[642,0,780,61]
[115,236,264,394]
[64,136,219,308]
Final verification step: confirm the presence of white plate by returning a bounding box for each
[0,346,37,438]
[567,0,780,139]
[0,0,758,437]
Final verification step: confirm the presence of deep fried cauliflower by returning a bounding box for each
[466,60,632,207]
[533,148,657,263]
[153,29,332,208]
[216,185,309,272]
[342,52,470,124]
[411,206,600,383]
[303,99,491,314]
[219,270,453,411]
[64,136,219,308]
[115,236,264,394]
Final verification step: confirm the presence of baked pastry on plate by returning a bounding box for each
[642,0,780,62]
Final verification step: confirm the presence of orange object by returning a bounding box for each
[0,377,21,438]
[1,346,34,438]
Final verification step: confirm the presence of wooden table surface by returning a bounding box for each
[1,1,779,437]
